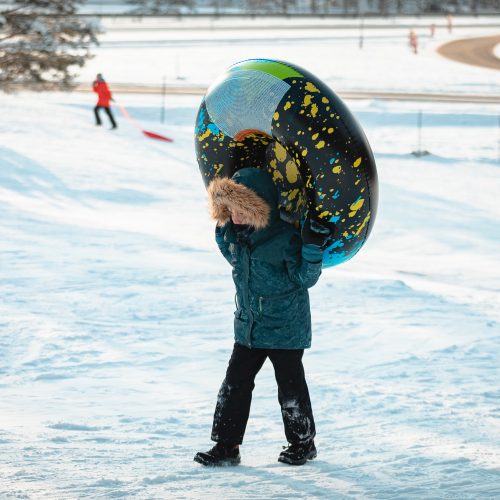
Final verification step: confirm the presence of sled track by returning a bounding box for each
[437,34,500,71]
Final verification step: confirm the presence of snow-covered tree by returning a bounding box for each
[0,1,100,91]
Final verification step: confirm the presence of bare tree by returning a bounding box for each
[246,0,278,13]
[127,0,195,14]
[378,0,389,15]
[279,0,298,14]
[0,0,100,91]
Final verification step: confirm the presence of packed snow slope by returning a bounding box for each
[1,18,500,500]
[1,89,499,499]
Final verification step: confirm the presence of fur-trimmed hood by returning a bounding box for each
[208,168,278,230]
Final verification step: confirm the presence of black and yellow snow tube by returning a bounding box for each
[195,59,378,267]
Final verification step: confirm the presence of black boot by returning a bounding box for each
[194,443,240,467]
[278,439,317,465]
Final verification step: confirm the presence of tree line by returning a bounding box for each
[125,0,500,15]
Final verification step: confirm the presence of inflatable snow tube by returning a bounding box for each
[195,59,378,267]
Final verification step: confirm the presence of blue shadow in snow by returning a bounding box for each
[0,146,160,205]
[353,109,498,128]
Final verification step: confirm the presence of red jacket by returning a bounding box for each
[93,80,112,107]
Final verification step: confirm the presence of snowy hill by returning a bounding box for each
[1,19,499,500]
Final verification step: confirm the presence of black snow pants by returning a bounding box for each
[211,343,316,446]
[94,105,117,128]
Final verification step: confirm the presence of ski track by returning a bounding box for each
[1,21,500,499]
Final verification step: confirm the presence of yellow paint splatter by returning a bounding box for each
[318,211,330,219]
[285,160,299,184]
[312,133,319,140]
[353,157,362,168]
[351,198,364,211]
[311,104,318,117]
[269,159,277,169]
[287,188,299,201]
[315,140,325,149]
[274,143,287,162]
[333,166,342,174]
[303,95,312,106]
[349,198,365,217]
[305,82,320,93]
[198,129,211,141]
[272,169,284,182]
[355,213,371,235]
[284,101,292,110]
[328,127,334,134]
[273,111,279,121]
[302,148,308,157]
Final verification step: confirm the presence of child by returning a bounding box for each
[194,167,331,467]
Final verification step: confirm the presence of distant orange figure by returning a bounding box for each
[409,30,418,54]
[430,23,436,37]
[447,15,453,34]
[92,73,117,129]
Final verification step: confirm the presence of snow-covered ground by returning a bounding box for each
[1,18,500,499]
[77,16,500,96]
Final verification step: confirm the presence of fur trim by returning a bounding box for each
[208,177,271,229]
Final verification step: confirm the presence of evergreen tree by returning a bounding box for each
[0,0,100,91]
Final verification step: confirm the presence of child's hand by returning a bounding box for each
[301,218,334,249]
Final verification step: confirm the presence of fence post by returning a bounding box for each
[161,75,166,124]
[412,110,430,157]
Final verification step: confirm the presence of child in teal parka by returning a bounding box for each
[194,167,332,467]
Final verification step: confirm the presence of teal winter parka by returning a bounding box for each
[208,168,323,350]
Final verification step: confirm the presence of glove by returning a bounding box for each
[301,218,334,249]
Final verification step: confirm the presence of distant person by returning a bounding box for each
[92,73,117,129]
[409,30,418,55]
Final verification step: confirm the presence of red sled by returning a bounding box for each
[118,103,174,143]
[142,130,173,143]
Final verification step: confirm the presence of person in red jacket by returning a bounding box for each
[92,73,117,129]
